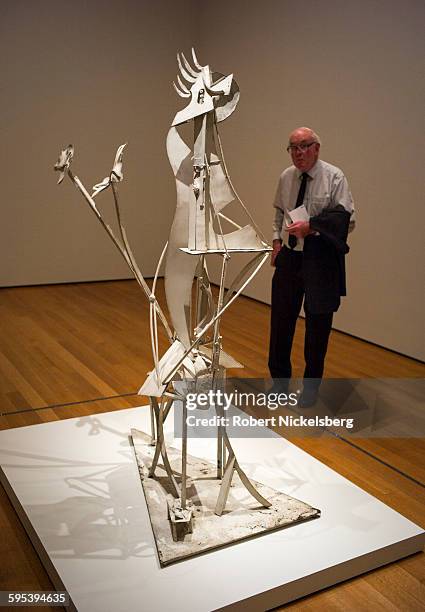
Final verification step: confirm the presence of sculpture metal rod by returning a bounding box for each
[163,398,174,421]
[110,181,173,343]
[69,171,173,343]
[204,144,230,258]
[212,254,229,479]
[190,114,208,250]
[195,272,202,334]
[162,251,269,385]
[149,301,160,380]
[195,280,214,334]
[223,252,265,307]
[210,179,230,258]
[212,254,228,370]
[214,453,235,515]
[149,397,156,445]
[110,182,172,382]
[214,428,272,516]
[148,397,180,498]
[150,241,170,382]
[213,120,268,245]
[218,212,242,230]
[194,255,209,334]
[181,398,188,509]
[152,240,168,296]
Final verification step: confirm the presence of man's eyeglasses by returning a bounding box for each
[286,142,317,154]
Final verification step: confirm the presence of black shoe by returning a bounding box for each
[268,379,290,396]
[298,386,319,408]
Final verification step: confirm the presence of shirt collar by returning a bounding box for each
[296,159,321,180]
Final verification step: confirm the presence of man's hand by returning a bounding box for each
[285,220,312,239]
[271,239,282,266]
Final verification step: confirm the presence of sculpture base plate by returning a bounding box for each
[131,429,320,566]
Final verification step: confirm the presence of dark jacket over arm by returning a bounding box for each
[303,205,351,314]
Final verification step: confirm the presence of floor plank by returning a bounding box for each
[0,280,423,610]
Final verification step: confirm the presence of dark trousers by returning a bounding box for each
[268,247,333,381]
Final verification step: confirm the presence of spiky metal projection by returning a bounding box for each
[54,49,273,542]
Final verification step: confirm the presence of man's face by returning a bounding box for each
[288,130,320,172]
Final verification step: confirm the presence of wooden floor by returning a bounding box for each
[0,279,424,611]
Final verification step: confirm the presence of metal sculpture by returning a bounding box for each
[54,51,319,559]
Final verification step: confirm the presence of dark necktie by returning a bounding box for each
[289,172,308,249]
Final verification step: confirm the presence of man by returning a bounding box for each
[269,127,355,406]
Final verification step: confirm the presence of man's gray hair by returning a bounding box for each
[299,126,321,145]
[311,130,321,145]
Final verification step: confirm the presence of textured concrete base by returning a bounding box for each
[131,429,320,565]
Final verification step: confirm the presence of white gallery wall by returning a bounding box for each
[197,0,425,361]
[1,0,193,286]
[2,0,424,361]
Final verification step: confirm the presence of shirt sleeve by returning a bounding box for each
[272,178,285,241]
[332,172,356,232]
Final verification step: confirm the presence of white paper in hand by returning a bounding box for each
[288,204,309,223]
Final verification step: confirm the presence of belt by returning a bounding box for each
[283,244,303,255]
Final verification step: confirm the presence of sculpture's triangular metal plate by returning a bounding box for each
[179,247,271,254]
[131,429,320,566]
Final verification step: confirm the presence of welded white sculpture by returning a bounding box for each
[54,50,319,562]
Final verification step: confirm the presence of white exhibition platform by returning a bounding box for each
[0,405,423,612]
